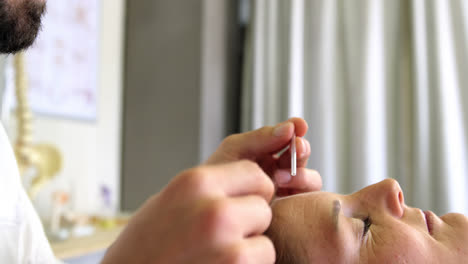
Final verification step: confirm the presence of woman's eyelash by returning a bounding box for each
[362,217,372,236]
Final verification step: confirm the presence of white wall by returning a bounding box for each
[121,0,240,209]
[8,0,126,219]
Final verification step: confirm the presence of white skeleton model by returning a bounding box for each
[12,52,62,199]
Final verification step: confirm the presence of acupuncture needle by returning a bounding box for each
[332,200,341,230]
[291,133,296,176]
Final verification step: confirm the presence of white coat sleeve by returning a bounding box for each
[0,123,61,264]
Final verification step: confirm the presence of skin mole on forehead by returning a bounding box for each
[332,200,341,231]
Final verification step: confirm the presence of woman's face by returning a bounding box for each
[270,179,468,263]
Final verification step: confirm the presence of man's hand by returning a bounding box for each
[205,117,322,196]
[102,160,275,264]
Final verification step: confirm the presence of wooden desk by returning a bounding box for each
[51,226,125,260]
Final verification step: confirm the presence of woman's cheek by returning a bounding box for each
[362,226,431,263]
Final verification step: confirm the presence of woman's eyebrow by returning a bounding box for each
[331,200,341,231]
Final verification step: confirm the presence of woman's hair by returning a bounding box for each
[265,213,302,264]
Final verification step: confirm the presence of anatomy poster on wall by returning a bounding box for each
[24,0,100,121]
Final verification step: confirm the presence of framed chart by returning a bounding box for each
[23,0,100,121]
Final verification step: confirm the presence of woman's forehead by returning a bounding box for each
[271,192,356,262]
[272,191,343,222]
[273,191,339,207]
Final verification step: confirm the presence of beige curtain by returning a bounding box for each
[242,0,468,215]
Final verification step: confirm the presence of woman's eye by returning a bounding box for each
[362,217,372,236]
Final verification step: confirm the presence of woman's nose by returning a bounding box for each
[366,179,405,218]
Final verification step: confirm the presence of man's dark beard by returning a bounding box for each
[0,0,45,53]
